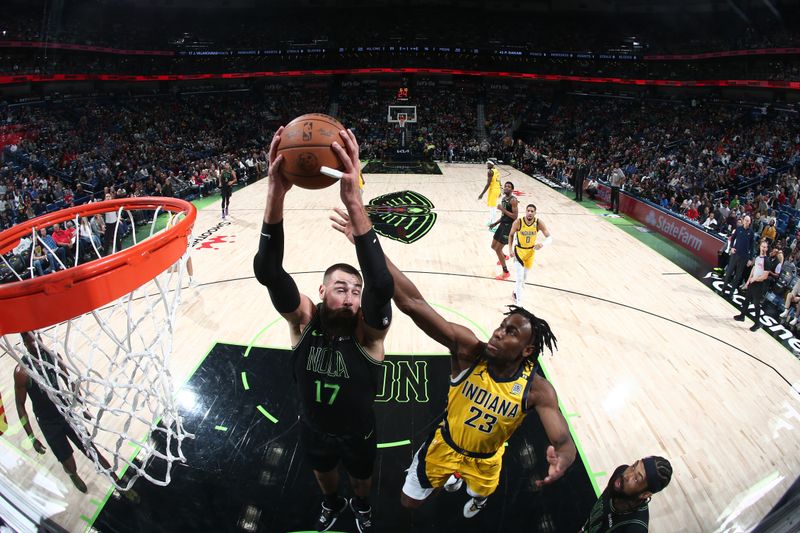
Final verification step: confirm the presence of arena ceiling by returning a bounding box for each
[78,0,795,14]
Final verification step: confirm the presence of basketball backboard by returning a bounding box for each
[387,105,417,124]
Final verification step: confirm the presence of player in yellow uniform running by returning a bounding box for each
[329,207,575,519]
[507,204,552,307]
[478,161,502,227]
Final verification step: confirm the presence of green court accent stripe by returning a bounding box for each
[430,303,490,339]
[565,412,579,418]
[539,362,601,498]
[82,486,116,533]
[376,440,411,449]
[215,425,228,432]
[257,405,278,423]
[241,371,250,391]
[0,419,23,438]
[89,498,102,507]
[84,338,221,533]
[0,437,52,473]
[244,317,284,358]
[181,341,219,385]
[592,471,607,478]
[79,515,92,524]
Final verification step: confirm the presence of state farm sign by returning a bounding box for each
[627,194,724,265]
[594,184,724,265]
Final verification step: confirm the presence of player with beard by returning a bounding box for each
[580,456,672,532]
[254,127,393,533]
[330,208,576,519]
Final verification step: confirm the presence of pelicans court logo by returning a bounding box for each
[366,190,437,245]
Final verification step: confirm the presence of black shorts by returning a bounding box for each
[300,422,377,480]
[221,187,232,198]
[38,417,87,463]
[493,221,513,245]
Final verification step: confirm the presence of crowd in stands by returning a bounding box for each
[0,91,281,233]
[493,95,799,244]
[3,85,797,238]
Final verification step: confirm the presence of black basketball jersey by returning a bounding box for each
[221,169,233,191]
[23,356,64,424]
[581,465,650,532]
[499,196,515,224]
[292,304,383,436]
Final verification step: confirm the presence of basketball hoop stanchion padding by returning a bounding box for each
[397,113,408,148]
[0,197,197,489]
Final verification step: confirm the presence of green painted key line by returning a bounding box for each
[215,425,228,432]
[376,440,411,449]
[257,405,278,423]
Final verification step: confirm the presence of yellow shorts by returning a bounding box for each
[487,187,501,208]
[514,246,535,270]
[402,428,504,499]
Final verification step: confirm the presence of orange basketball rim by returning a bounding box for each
[0,197,196,335]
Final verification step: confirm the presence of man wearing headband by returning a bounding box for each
[581,456,672,532]
[478,160,502,227]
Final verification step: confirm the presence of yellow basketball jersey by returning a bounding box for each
[515,216,538,249]
[489,168,500,191]
[443,358,534,455]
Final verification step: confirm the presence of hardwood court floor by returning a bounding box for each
[1,162,799,532]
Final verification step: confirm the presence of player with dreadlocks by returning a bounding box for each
[330,209,576,519]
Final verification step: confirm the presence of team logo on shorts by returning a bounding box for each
[511,383,522,396]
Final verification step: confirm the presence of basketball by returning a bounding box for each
[277,113,347,190]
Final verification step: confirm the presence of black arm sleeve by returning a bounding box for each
[253,221,301,313]
[354,229,394,329]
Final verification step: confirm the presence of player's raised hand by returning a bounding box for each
[331,128,361,206]
[536,445,570,487]
[267,126,292,197]
[329,207,355,245]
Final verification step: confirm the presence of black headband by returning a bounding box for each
[643,456,664,494]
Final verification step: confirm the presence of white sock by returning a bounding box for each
[488,208,497,226]
[514,261,527,306]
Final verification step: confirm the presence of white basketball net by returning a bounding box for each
[398,113,407,129]
[0,206,193,490]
